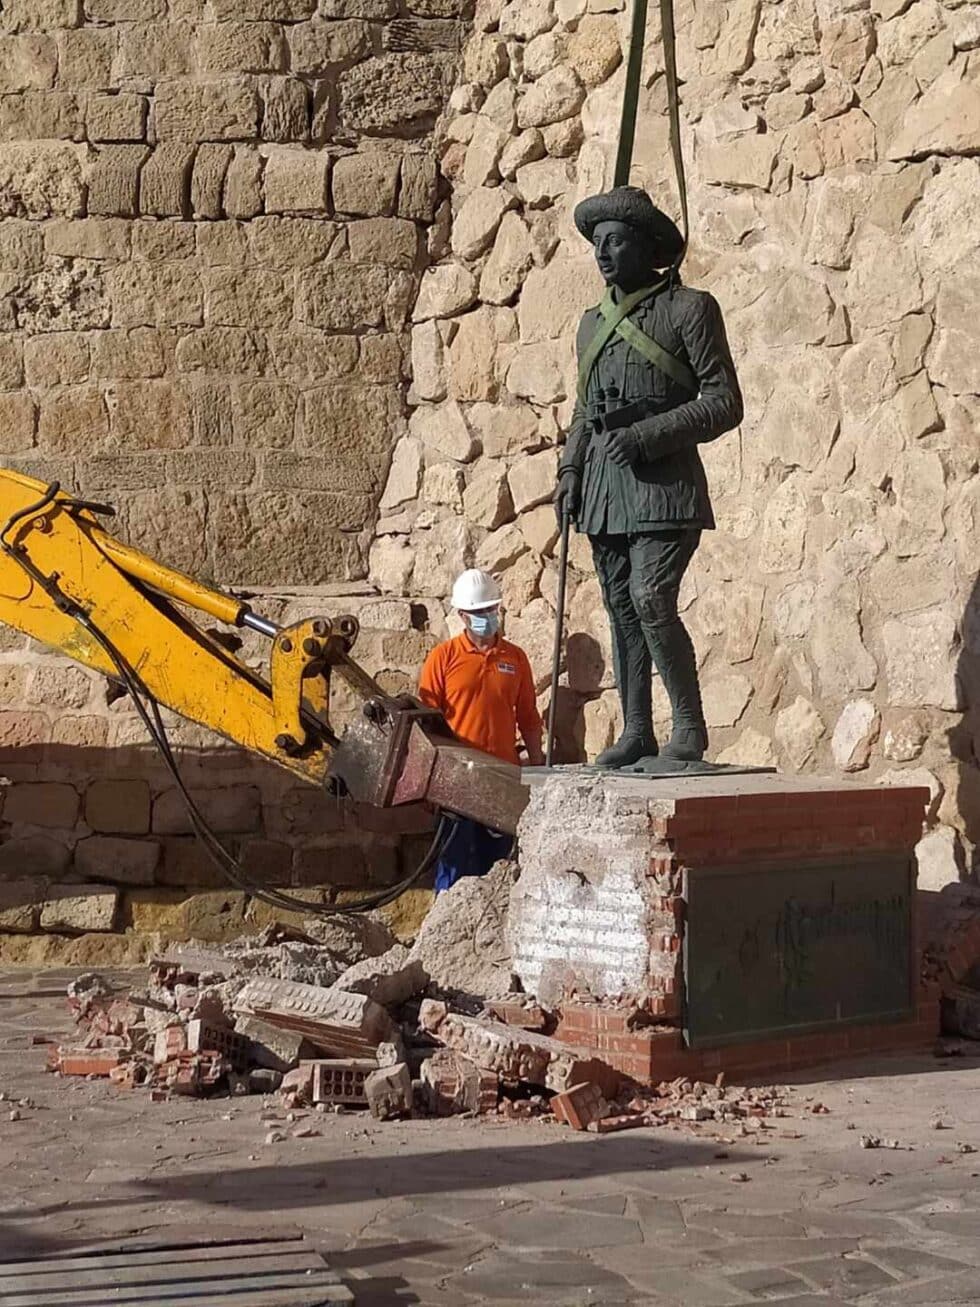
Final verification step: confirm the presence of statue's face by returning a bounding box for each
[592,219,652,290]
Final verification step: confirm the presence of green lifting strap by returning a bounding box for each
[576,281,662,403]
[614,0,689,266]
[611,308,698,395]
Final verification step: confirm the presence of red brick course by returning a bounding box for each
[554,998,940,1085]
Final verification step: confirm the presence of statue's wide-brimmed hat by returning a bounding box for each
[574,186,684,264]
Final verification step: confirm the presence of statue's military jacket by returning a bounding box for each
[559,283,744,536]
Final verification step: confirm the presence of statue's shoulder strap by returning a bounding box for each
[577,282,699,401]
[614,310,699,395]
[576,283,658,403]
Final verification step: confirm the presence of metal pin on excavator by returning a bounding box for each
[0,471,526,914]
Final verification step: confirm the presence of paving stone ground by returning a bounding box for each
[1,969,979,1307]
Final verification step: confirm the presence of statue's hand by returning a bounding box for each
[554,469,580,524]
[605,427,642,469]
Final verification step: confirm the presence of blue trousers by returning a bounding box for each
[434,816,514,893]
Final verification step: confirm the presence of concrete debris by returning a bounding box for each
[333,945,429,1008]
[233,1015,316,1072]
[408,858,516,1000]
[420,1049,500,1117]
[365,1063,413,1120]
[418,998,448,1033]
[300,914,399,964]
[45,912,800,1139]
[234,977,396,1057]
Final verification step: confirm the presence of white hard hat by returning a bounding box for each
[451,568,501,611]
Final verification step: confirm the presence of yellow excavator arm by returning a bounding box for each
[0,471,525,903]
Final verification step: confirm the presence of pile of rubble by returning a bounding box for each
[45,867,795,1133]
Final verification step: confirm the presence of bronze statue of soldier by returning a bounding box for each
[555,186,743,768]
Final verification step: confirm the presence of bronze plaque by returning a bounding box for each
[683,858,915,1048]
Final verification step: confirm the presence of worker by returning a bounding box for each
[418,568,544,892]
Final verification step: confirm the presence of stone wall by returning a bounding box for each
[0,0,465,951]
[1,0,979,951]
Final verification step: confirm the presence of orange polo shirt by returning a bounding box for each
[418,632,542,766]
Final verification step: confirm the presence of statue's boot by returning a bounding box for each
[595,625,657,769]
[643,617,708,762]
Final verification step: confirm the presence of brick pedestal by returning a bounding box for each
[510,769,936,1083]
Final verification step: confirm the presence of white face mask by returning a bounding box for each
[466,610,500,638]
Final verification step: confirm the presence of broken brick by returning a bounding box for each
[109,1059,151,1090]
[485,998,550,1032]
[586,1113,646,1134]
[51,1049,124,1077]
[551,1081,608,1131]
[186,1019,248,1071]
[364,1063,412,1120]
[153,1024,187,1065]
[280,1063,314,1103]
[418,998,448,1034]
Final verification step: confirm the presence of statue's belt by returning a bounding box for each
[577,283,699,404]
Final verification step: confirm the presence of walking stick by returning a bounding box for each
[545,508,572,768]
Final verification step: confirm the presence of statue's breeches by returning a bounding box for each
[590,529,705,733]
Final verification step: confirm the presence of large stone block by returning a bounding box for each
[57,27,115,90]
[882,607,961,711]
[0,34,57,92]
[2,0,81,27]
[232,379,298,447]
[196,21,286,74]
[0,391,37,450]
[84,779,151,835]
[289,19,372,70]
[412,264,477,320]
[0,89,84,142]
[23,334,89,387]
[190,143,233,219]
[154,80,259,142]
[87,94,147,144]
[139,143,195,217]
[87,145,149,218]
[115,23,192,78]
[40,884,119,933]
[263,146,329,212]
[338,52,455,133]
[106,379,192,449]
[5,781,80,829]
[261,75,309,142]
[26,664,93,710]
[152,785,262,836]
[0,141,86,218]
[331,150,400,216]
[398,153,438,221]
[451,185,516,259]
[38,387,109,454]
[74,835,160,886]
[106,263,203,327]
[0,880,44,935]
[205,266,292,329]
[348,217,419,268]
[298,263,388,330]
[224,146,264,218]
